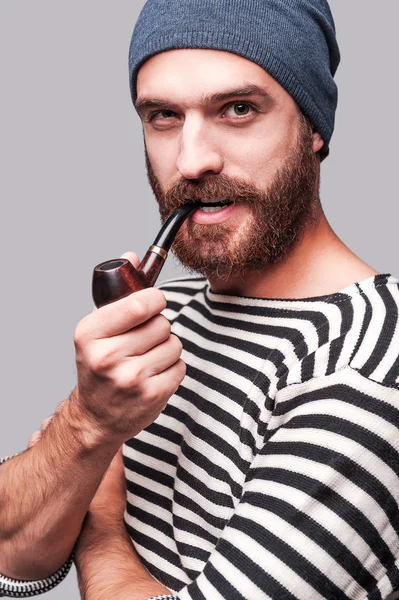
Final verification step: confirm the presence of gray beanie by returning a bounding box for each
[129,0,340,159]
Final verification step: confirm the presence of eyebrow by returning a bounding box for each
[135,85,275,114]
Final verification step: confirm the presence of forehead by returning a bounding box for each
[136,48,287,105]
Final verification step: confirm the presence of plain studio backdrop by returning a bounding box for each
[0,2,398,599]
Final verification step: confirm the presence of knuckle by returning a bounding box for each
[128,289,166,323]
[88,347,114,374]
[176,358,187,379]
[73,322,87,347]
[153,288,167,311]
[175,359,187,384]
[117,366,142,392]
[127,294,150,323]
[170,334,184,354]
[74,314,95,347]
[127,288,166,320]
[146,381,167,405]
[154,315,171,338]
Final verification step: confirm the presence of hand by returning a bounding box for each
[72,252,186,443]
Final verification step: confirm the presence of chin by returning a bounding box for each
[199,241,229,258]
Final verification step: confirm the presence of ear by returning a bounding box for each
[312,131,324,154]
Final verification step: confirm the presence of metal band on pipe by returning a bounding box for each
[149,245,168,261]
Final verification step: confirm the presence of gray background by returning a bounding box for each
[0,1,398,598]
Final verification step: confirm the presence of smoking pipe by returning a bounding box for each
[92,203,200,308]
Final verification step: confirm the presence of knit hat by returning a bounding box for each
[129,0,340,159]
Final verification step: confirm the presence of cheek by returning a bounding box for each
[228,119,297,187]
[224,123,293,185]
[145,129,180,189]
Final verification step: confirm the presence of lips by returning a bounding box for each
[190,200,240,225]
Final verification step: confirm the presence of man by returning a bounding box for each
[1,0,399,599]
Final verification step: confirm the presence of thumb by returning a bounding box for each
[121,251,140,269]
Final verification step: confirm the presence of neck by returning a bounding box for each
[209,206,379,299]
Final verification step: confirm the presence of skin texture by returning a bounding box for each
[138,49,378,297]
[23,415,169,600]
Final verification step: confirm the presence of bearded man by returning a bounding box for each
[1,1,399,599]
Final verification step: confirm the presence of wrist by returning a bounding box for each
[63,387,124,452]
[81,510,126,541]
[75,512,125,560]
[75,519,170,600]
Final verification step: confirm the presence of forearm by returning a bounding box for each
[0,389,122,581]
[75,514,171,600]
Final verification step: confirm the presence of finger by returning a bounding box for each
[75,287,167,341]
[128,334,183,379]
[94,315,172,367]
[120,252,140,269]
[145,358,187,401]
[125,314,172,355]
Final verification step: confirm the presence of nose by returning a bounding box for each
[176,116,224,180]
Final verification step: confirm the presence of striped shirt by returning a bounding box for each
[2,272,399,599]
[124,273,399,600]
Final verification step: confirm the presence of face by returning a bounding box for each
[136,49,323,282]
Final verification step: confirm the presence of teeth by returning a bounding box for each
[201,206,226,213]
[199,197,226,205]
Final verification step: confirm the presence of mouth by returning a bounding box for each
[187,197,235,213]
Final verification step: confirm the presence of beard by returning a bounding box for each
[145,115,320,282]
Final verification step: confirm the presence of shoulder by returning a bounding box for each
[279,274,399,390]
[344,273,399,388]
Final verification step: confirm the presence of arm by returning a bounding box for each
[76,520,168,600]
[74,450,173,600]
[0,391,120,581]
[0,257,186,585]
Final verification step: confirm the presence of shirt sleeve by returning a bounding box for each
[175,366,399,600]
[0,455,74,597]
[147,596,180,600]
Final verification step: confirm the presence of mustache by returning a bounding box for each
[163,174,261,207]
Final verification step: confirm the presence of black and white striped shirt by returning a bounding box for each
[2,273,399,599]
[125,273,399,600]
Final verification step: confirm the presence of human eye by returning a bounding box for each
[146,109,180,128]
[222,102,258,121]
